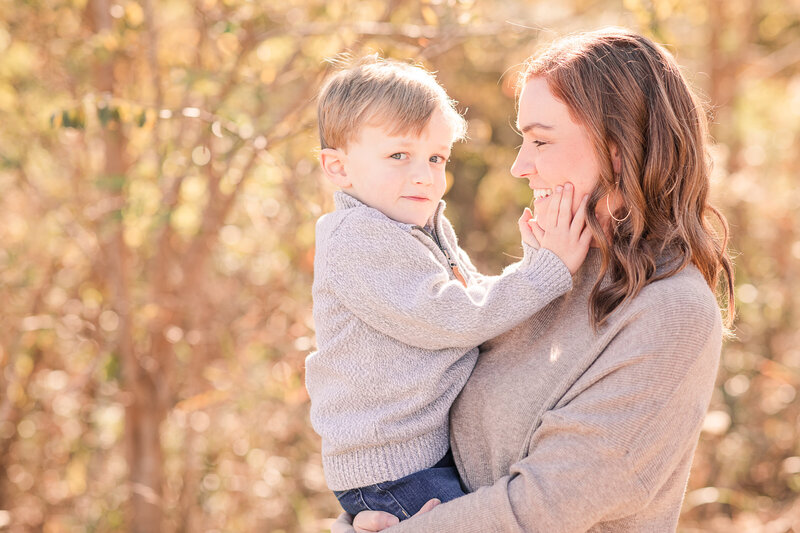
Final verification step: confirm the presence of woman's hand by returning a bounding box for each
[330,499,441,532]
[331,510,397,533]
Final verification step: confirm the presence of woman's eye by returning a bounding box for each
[533,140,547,147]
[389,153,408,160]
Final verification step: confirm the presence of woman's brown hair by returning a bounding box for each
[521,28,735,328]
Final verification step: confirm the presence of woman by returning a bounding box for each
[333,27,734,532]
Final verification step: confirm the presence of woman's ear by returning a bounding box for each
[609,143,622,175]
[319,148,351,188]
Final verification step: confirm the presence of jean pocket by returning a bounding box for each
[372,484,411,519]
[334,487,372,515]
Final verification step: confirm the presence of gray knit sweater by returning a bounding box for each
[388,248,723,532]
[306,191,573,490]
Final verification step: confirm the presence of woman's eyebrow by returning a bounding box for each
[518,121,554,134]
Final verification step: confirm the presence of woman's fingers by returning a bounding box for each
[340,499,438,533]
[414,498,441,516]
[352,511,399,532]
[331,512,356,533]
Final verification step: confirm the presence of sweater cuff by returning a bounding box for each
[519,247,573,296]
[520,241,540,266]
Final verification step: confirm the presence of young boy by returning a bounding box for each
[305,56,591,521]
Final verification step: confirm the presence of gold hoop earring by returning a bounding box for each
[606,194,631,223]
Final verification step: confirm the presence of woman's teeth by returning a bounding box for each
[533,188,553,200]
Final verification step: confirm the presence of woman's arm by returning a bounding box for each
[385,293,723,532]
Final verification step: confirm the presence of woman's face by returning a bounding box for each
[511,77,603,221]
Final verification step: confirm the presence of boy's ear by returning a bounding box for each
[319,148,351,188]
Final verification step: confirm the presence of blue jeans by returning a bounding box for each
[334,450,466,521]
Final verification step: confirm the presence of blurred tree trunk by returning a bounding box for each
[708,0,757,170]
[87,0,165,531]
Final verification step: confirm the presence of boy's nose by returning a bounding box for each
[411,162,434,184]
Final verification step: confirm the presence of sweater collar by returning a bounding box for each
[333,190,367,211]
[332,190,446,227]
[580,246,686,284]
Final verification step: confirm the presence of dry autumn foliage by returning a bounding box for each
[1,0,799,531]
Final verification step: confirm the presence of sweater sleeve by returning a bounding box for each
[325,216,572,350]
[439,212,538,287]
[386,291,723,532]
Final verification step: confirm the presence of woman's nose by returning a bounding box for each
[511,145,534,179]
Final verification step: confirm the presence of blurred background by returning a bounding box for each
[1,0,799,531]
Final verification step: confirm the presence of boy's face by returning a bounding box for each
[336,108,454,226]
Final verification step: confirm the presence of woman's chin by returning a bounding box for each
[532,198,550,220]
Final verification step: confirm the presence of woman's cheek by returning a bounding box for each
[533,195,552,220]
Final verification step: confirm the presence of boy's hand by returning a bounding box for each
[528,184,592,275]
[518,208,540,249]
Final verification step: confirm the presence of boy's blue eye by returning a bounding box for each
[390,153,407,160]
[430,155,447,164]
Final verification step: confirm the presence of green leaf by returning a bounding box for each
[94,173,126,191]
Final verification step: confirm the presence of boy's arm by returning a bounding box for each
[325,217,572,350]
[449,185,591,287]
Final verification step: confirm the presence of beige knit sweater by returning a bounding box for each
[307,192,572,491]
[388,248,723,532]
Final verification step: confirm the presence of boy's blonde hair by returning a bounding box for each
[317,55,467,150]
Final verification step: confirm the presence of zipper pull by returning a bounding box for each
[452,264,467,287]
[441,248,467,287]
